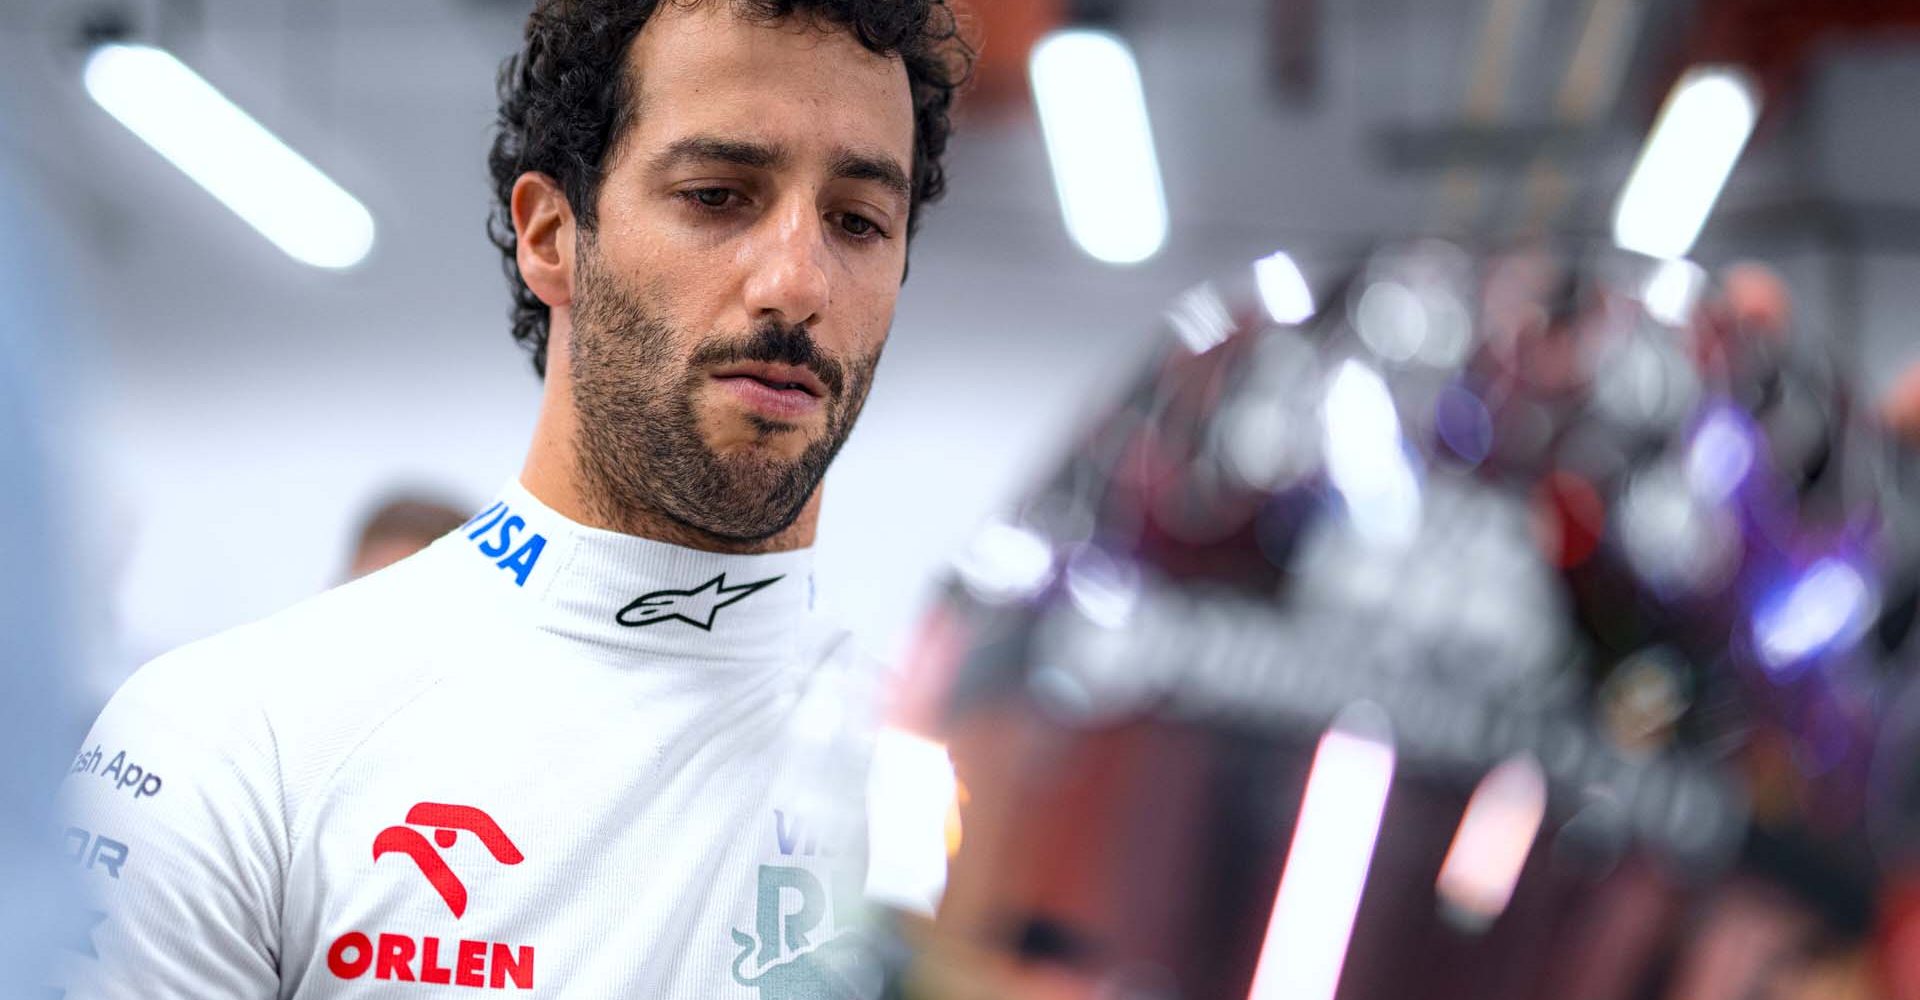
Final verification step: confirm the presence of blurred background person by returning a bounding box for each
[341,490,470,579]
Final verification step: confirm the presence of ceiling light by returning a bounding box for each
[1030,30,1168,266]
[1612,66,1759,260]
[1255,251,1315,324]
[85,44,376,270]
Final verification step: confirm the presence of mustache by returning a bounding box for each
[691,322,847,399]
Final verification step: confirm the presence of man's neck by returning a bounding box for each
[518,442,820,555]
[578,482,821,555]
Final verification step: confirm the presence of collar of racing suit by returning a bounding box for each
[442,478,819,666]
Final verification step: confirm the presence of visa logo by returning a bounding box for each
[462,501,547,587]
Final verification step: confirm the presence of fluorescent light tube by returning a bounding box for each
[1322,360,1423,549]
[863,727,959,915]
[85,43,376,270]
[1435,756,1548,930]
[1255,251,1315,324]
[1612,65,1759,260]
[1030,30,1168,266]
[1247,706,1396,1000]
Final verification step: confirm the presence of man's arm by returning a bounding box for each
[57,647,284,999]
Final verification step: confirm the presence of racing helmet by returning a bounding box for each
[866,241,1920,1000]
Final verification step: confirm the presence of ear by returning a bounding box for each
[512,172,577,309]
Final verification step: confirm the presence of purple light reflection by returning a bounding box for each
[1686,406,1758,504]
[1752,558,1873,674]
[1435,383,1495,467]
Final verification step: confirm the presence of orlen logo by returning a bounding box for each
[328,803,536,990]
[373,803,523,917]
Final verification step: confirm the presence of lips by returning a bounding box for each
[710,362,828,399]
[710,362,828,422]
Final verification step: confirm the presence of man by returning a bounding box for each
[57,1,969,996]
[343,492,472,580]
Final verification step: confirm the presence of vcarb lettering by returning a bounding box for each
[329,932,534,990]
[774,809,848,858]
[464,503,546,587]
[69,745,164,800]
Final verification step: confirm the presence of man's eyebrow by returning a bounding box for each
[829,150,913,205]
[650,137,911,205]
[650,136,787,173]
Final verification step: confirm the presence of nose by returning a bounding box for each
[741,199,831,329]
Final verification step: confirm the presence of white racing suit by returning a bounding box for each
[55,481,875,998]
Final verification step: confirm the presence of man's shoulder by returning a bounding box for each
[58,550,490,999]
[104,544,474,756]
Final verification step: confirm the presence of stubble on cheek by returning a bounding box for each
[567,245,887,542]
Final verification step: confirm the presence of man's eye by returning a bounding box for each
[837,213,886,240]
[684,188,738,209]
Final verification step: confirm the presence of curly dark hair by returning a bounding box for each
[487,0,973,377]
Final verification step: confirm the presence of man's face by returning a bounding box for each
[568,2,915,543]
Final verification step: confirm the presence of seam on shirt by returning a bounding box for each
[286,669,455,861]
[536,523,584,605]
[265,704,288,970]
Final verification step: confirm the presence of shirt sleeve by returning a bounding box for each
[55,648,285,999]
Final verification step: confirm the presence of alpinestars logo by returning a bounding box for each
[617,573,783,630]
[372,803,524,917]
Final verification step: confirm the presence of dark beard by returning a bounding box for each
[567,249,879,545]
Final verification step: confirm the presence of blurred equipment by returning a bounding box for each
[1675,0,1920,105]
[868,240,1920,1000]
[344,490,471,580]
